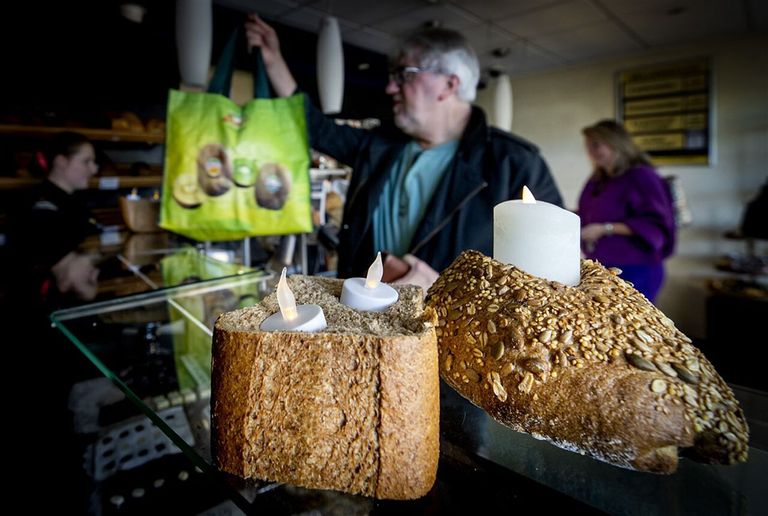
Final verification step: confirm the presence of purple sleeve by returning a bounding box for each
[624,167,676,258]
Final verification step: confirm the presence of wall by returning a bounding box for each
[478,36,768,338]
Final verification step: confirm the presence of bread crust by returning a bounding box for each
[427,251,749,473]
[377,334,440,499]
[211,277,439,499]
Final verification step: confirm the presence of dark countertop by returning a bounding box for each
[50,271,768,515]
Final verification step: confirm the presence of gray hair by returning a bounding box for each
[397,27,480,102]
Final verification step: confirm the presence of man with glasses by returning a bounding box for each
[246,14,563,288]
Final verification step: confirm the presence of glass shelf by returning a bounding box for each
[52,270,274,512]
[89,241,253,300]
[50,267,768,514]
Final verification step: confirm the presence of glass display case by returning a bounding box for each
[51,269,768,514]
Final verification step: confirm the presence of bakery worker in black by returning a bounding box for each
[7,131,101,313]
[5,131,100,512]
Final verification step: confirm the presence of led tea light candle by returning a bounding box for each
[340,252,399,311]
[127,188,141,200]
[494,186,581,286]
[260,268,327,332]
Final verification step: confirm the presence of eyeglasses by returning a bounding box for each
[388,65,440,85]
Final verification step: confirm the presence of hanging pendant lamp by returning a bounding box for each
[317,16,344,114]
[176,0,213,89]
[492,73,513,132]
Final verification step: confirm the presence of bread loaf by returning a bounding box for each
[211,275,439,499]
[427,250,749,473]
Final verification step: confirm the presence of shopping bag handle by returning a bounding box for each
[251,49,271,99]
[208,28,271,99]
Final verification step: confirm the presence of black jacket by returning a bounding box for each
[305,99,564,278]
[6,180,99,311]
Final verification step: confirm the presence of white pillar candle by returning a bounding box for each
[494,186,581,286]
[261,268,327,332]
[340,252,399,311]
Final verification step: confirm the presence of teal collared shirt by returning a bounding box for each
[373,139,459,256]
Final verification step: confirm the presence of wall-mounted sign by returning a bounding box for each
[617,58,711,166]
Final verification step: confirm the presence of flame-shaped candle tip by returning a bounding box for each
[521,185,536,204]
[277,267,298,321]
[365,252,383,289]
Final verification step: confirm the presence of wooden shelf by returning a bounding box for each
[0,176,163,190]
[0,124,164,144]
[89,176,163,189]
[0,177,40,189]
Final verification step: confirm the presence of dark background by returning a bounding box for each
[1,1,392,124]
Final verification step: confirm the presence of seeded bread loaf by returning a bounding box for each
[211,275,439,499]
[427,250,749,473]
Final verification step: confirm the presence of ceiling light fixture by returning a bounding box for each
[492,72,513,132]
[176,0,212,89]
[317,16,345,114]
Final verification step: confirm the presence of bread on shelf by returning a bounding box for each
[211,275,439,499]
[110,111,144,133]
[427,250,749,474]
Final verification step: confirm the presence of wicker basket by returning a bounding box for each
[120,196,161,233]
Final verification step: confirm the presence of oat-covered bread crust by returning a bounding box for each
[212,276,439,499]
[427,250,749,473]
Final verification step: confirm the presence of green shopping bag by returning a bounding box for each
[160,31,312,241]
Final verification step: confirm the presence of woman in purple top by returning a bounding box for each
[578,120,676,302]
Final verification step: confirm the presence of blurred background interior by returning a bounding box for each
[0,1,766,513]
[1,0,765,378]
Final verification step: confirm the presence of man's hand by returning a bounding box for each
[245,14,297,97]
[245,14,280,66]
[390,254,439,296]
[382,253,410,283]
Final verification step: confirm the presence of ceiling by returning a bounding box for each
[217,0,768,77]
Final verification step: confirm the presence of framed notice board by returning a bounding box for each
[617,58,711,166]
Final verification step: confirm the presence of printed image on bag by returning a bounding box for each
[160,89,312,241]
[196,143,233,197]
[172,173,206,209]
[255,163,291,210]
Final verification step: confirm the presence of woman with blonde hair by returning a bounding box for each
[578,120,676,302]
